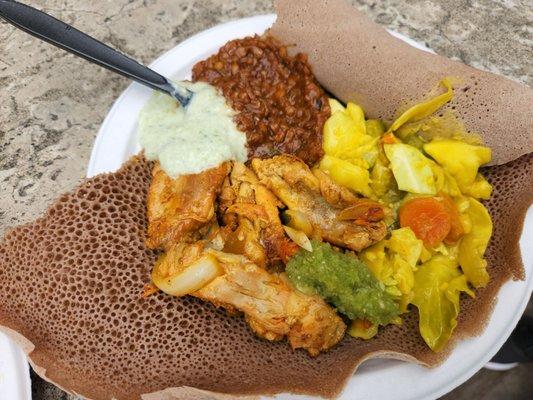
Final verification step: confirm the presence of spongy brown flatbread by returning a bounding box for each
[1,1,532,398]
[0,152,531,400]
[270,0,533,166]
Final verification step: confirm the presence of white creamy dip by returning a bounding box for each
[138,81,247,177]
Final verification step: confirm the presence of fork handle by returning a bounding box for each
[0,0,176,96]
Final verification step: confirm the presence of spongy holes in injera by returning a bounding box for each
[0,153,531,399]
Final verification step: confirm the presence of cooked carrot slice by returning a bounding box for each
[399,197,451,247]
[381,132,398,144]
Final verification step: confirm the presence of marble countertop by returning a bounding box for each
[1,1,531,399]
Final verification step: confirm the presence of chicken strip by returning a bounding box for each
[218,162,298,268]
[146,162,230,250]
[155,242,346,355]
[251,155,387,251]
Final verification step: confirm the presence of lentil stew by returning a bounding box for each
[192,35,330,165]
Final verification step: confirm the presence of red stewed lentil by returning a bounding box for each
[192,35,330,165]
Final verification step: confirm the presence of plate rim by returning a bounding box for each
[84,13,533,400]
[0,331,31,400]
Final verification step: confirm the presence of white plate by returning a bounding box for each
[0,332,31,400]
[86,14,532,400]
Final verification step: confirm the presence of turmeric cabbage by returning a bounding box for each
[412,254,474,352]
[458,197,493,288]
[365,119,386,137]
[384,143,437,195]
[361,227,423,312]
[320,99,381,197]
[387,78,453,134]
[319,155,372,197]
[423,139,492,199]
[322,104,374,161]
[315,78,494,352]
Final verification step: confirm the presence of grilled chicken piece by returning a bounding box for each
[146,162,230,250]
[251,155,387,251]
[219,162,298,268]
[157,243,346,355]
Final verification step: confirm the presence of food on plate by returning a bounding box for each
[1,152,530,399]
[412,254,474,352]
[138,82,247,177]
[252,155,388,251]
[218,162,298,268]
[286,241,399,325]
[193,35,330,164]
[152,241,346,355]
[1,0,532,398]
[146,162,229,249]
[143,48,497,354]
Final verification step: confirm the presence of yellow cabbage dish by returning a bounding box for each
[320,78,495,352]
[412,254,474,352]
[361,227,423,313]
[320,99,380,197]
[458,197,493,288]
[424,140,492,199]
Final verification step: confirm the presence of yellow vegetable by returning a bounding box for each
[396,110,468,143]
[359,139,381,167]
[392,255,415,295]
[388,227,424,267]
[322,101,379,167]
[323,108,372,160]
[319,155,372,197]
[361,241,389,282]
[323,111,361,158]
[458,198,492,288]
[329,98,346,114]
[423,139,492,196]
[370,158,394,198]
[361,227,423,313]
[365,119,386,137]
[346,157,371,169]
[388,78,453,133]
[419,245,433,263]
[403,134,427,150]
[412,254,474,352]
[346,103,366,129]
[348,319,378,339]
[429,160,461,197]
[384,143,437,195]
[466,174,492,200]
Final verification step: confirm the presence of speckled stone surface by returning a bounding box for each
[1,1,531,399]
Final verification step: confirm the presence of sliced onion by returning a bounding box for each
[283,209,314,236]
[283,225,313,252]
[152,254,223,297]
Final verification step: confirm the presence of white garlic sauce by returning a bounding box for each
[138,81,247,178]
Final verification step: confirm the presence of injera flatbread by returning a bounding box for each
[1,1,532,398]
[270,0,533,166]
[0,152,531,400]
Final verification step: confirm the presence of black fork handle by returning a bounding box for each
[0,0,176,96]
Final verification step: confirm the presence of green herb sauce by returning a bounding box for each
[286,241,400,325]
